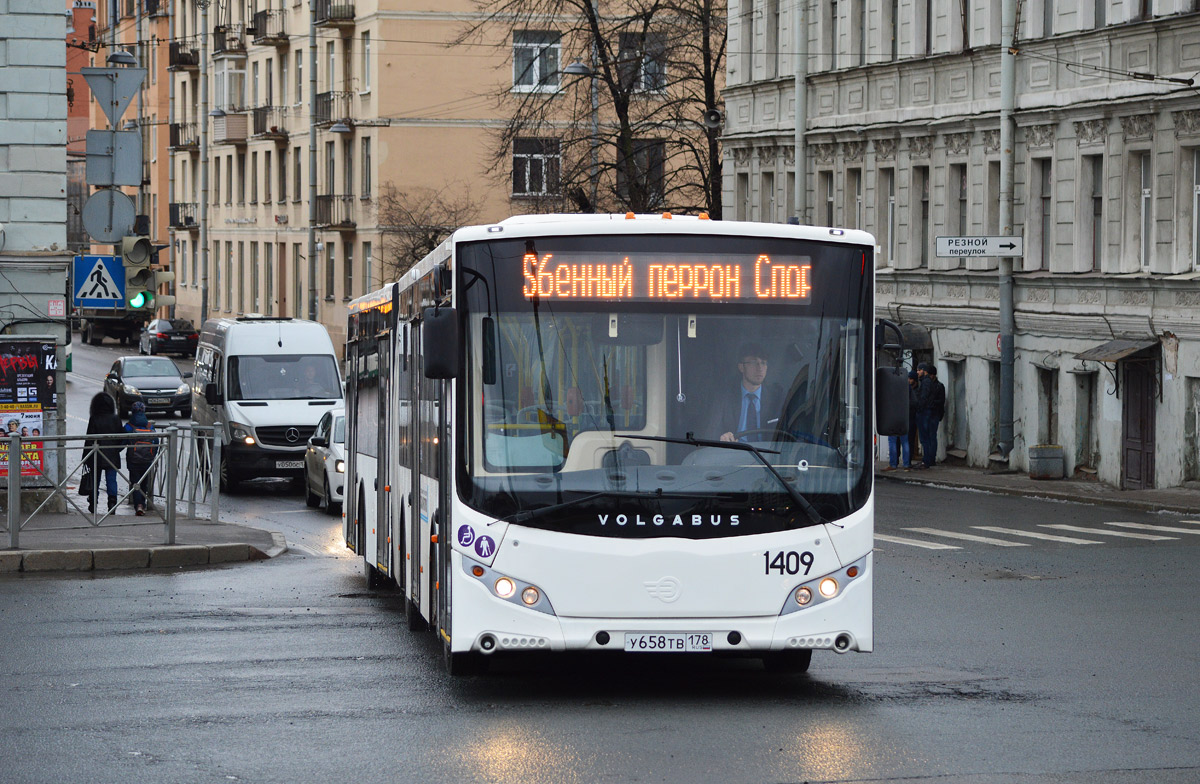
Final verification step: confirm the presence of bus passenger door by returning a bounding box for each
[375,333,392,578]
[344,339,359,551]
[408,322,424,610]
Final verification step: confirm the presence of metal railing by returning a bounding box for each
[315,194,356,229]
[251,9,288,43]
[314,90,353,125]
[252,105,289,137]
[169,37,200,69]
[170,202,199,229]
[1,425,224,550]
[169,121,199,150]
[213,24,247,55]
[314,0,355,25]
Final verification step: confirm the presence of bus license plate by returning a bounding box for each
[624,633,713,653]
[277,460,303,469]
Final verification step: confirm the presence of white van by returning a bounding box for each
[193,317,343,491]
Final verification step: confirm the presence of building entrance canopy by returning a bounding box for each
[1073,338,1159,363]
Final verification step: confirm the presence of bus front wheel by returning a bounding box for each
[762,650,813,673]
[444,643,484,677]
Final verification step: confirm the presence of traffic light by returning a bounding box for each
[121,234,153,309]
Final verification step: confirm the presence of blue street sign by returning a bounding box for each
[73,255,126,308]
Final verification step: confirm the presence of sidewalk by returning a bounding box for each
[875,459,1200,515]
[0,510,286,574]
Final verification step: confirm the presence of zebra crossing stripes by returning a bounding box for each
[876,533,961,550]
[903,527,1030,546]
[972,526,1103,545]
[1042,524,1176,541]
[1105,522,1200,536]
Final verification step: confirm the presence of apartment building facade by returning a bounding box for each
[724,0,1200,488]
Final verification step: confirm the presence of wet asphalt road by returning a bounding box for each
[2,481,1198,783]
[4,340,1194,783]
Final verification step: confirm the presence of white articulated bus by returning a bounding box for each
[344,213,899,675]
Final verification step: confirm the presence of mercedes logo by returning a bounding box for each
[285,427,300,443]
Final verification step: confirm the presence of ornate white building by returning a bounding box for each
[724,0,1200,488]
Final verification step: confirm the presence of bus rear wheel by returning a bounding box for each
[762,650,813,673]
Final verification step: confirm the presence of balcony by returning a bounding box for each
[213,24,247,56]
[169,203,199,232]
[314,0,355,28]
[168,37,200,70]
[250,10,288,46]
[168,122,199,152]
[314,195,356,231]
[213,112,248,145]
[144,0,168,16]
[252,106,289,141]
[314,91,353,127]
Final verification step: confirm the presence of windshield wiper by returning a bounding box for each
[613,433,830,528]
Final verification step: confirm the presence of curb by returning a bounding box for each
[876,472,1200,515]
[0,532,289,575]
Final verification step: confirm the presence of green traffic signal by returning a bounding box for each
[129,290,150,308]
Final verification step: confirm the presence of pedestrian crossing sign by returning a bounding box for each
[73,255,126,308]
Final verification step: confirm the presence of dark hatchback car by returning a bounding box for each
[139,318,199,357]
[104,356,193,417]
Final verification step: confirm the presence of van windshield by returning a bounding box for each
[227,354,342,401]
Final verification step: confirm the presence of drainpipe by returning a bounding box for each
[793,0,808,223]
[997,0,1018,459]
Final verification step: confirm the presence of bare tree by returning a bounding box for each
[459,0,725,217]
[376,184,482,279]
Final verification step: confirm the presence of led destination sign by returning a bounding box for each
[521,252,812,302]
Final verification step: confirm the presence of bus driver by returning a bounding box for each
[709,343,784,442]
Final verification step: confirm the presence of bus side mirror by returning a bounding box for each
[875,367,909,436]
[422,307,458,379]
[204,382,223,405]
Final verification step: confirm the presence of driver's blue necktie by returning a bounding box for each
[745,392,759,431]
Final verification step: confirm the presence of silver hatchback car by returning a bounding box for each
[304,408,345,515]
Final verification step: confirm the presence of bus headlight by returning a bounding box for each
[780,556,867,616]
[463,558,555,616]
[335,459,345,473]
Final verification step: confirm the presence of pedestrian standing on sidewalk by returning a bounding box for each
[123,402,158,516]
[83,393,123,513]
[914,363,939,469]
[885,370,918,471]
[929,364,947,459]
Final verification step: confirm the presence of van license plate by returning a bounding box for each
[624,633,712,652]
[277,460,303,469]
[148,398,170,405]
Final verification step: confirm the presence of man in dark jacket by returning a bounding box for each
[914,363,944,468]
[84,393,124,512]
[707,343,785,442]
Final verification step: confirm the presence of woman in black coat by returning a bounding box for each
[83,393,124,512]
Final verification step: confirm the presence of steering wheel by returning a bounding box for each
[516,405,567,424]
[735,428,799,443]
[735,429,835,449]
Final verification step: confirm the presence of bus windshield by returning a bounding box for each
[456,232,873,539]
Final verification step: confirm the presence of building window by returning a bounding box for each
[914,166,930,266]
[845,168,862,229]
[213,159,221,207]
[828,0,839,69]
[361,31,371,91]
[344,243,354,301]
[251,242,260,312]
[264,150,272,203]
[292,242,303,318]
[238,152,247,204]
[877,167,895,266]
[265,243,274,315]
[1043,0,1054,37]
[252,61,260,107]
[326,42,335,91]
[1193,151,1200,271]
[325,141,335,192]
[1037,158,1053,270]
[616,139,665,207]
[191,243,198,290]
[949,163,968,237]
[854,0,866,65]
[786,171,796,221]
[214,59,245,111]
[819,170,834,226]
[1139,151,1152,269]
[739,0,754,79]
[293,146,302,201]
[225,156,233,204]
[1094,0,1106,27]
[512,31,560,92]
[250,151,258,204]
[361,137,371,199]
[987,160,1001,234]
[278,148,286,202]
[225,242,233,311]
[1085,155,1103,271]
[343,139,353,198]
[921,0,931,55]
[237,241,245,313]
[294,51,302,106]
[618,32,666,92]
[362,241,372,294]
[325,242,336,300]
[761,171,775,222]
[888,0,898,59]
[765,0,780,79]
[736,172,750,220]
[512,138,561,196]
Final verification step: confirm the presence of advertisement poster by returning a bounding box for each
[0,403,45,478]
[0,341,57,410]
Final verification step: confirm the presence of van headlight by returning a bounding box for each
[122,383,140,395]
[230,423,255,445]
[176,383,189,394]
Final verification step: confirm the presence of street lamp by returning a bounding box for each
[564,60,599,211]
[106,50,137,66]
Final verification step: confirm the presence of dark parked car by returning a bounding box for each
[139,318,199,356]
[104,356,193,418]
